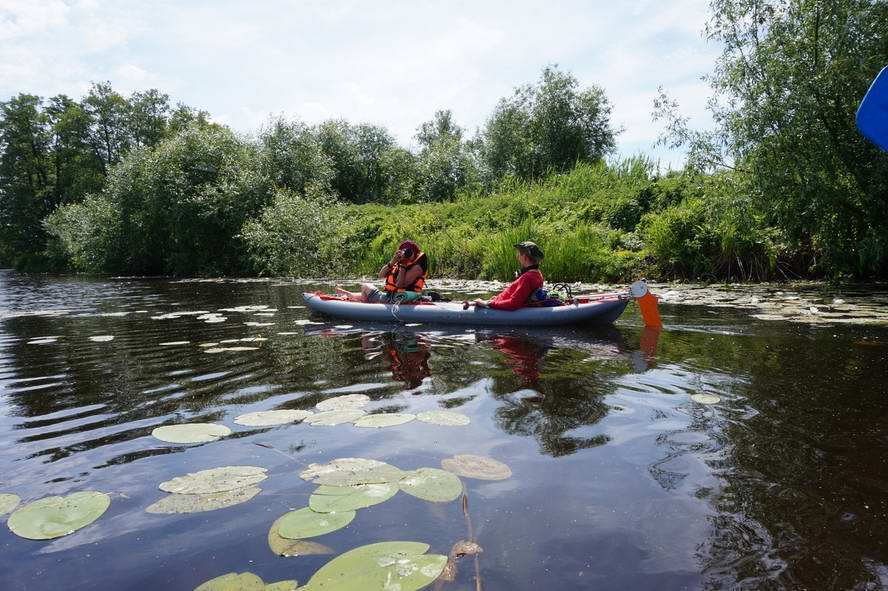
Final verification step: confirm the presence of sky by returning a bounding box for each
[0,0,721,168]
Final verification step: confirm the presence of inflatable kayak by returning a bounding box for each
[303,291,630,327]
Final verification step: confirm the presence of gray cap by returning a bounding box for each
[514,241,544,260]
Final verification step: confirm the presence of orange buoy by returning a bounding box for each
[630,280,663,329]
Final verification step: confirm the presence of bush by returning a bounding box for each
[241,185,344,277]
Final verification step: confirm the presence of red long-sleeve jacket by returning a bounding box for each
[488,269,544,310]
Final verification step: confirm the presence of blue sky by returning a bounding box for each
[0,0,721,167]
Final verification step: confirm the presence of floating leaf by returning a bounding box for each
[305,409,366,426]
[147,487,261,514]
[441,454,512,481]
[0,493,21,516]
[152,423,231,444]
[276,507,355,540]
[159,466,267,495]
[353,413,416,428]
[300,458,406,487]
[302,541,447,591]
[309,483,398,513]
[193,572,269,591]
[690,393,721,405]
[234,410,313,426]
[264,581,299,591]
[268,514,335,557]
[398,468,462,502]
[416,410,470,426]
[89,335,114,342]
[7,491,110,540]
[315,394,370,412]
[205,346,260,353]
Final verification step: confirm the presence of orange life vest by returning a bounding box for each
[384,252,428,294]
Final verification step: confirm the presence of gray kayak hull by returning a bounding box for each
[303,292,629,327]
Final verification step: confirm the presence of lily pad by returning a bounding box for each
[194,572,297,591]
[305,409,366,426]
[0,493,21,516]
[309,483,398,513]
[301,541,447,591]
[398,468,462,502]
[159,466,268,495]
[89,335,114,342]
[152,422,231,444]
[268,514,335,557]
[276,507,355,540]
[416,410,470,427]
[7,491,110,540]
[300,458,405,487]
[147,486,261,514]
[234,410,313,426]
[353,413,416,428]
[690,393,721,405]
[441,454,512,481]
[315,394,370,412]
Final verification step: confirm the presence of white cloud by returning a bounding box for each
[0,0,722,165]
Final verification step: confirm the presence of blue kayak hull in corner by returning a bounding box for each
[303,292,630,327]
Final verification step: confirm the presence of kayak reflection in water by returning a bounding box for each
[336,240,428,303]
[362,332,431,389]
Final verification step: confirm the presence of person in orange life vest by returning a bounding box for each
[471,241,544,310]
[336,240,428,303]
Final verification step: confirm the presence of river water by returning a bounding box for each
[0,271,886,590]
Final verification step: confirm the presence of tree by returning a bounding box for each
[414,110,477,201]
[128,89,170,148]
[82,82,131,174]
[479,66,618,182]
[0,94,51,262]
[674,0,888,276]
[315,120,416,203]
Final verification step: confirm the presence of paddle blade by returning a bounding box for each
[857,66,888,153]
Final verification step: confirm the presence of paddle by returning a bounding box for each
[857,66,888,152]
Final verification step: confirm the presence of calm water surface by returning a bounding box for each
[1,272,887,590]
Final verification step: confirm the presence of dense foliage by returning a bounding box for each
[2,1,887,281]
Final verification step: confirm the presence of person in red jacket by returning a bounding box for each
[471,241,545,310]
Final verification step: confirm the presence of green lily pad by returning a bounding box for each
[416,410,470,426]
[8,491,110,540]
[690,393,721,405]
[441,454,512,481]
[353,413,416,428]
[300,458,405,486]
[398,468,463,502]
[234,410,313,426]
[315,394,370,412]
[305,409,366,426]
[309,483,398,513]
[146,486,261,514]
[276,507,355,540]
[194,572,297,591]
[301,541,447,591]
[0,493,21,516]
[159,466,267,495]
[152,423,231,444]
[268,514,335,557]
